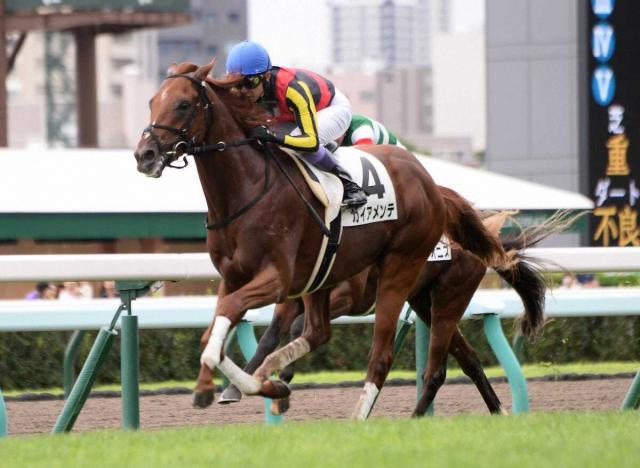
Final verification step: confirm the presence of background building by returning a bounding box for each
[330,0,451,70]
[6,1,247,149]
[157,0,247,80]
[433,28,486,154]
[485,1,580,191]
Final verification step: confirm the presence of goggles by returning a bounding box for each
[240,75,263,90]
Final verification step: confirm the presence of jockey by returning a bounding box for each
[340,113,404,147]
[225,40,367,208]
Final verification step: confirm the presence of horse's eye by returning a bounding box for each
[179,100,191,111]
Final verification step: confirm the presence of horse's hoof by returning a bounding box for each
[270,396,290,416]
[217,386,242,405]
[259,379,291,399]
[192,389,215,409]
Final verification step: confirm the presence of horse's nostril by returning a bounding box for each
[143,149,156,162]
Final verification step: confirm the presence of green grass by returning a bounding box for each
[3,361,638,397]
[1,413,638,467]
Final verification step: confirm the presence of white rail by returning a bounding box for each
[1,287,640,333]
[0,247,639,283]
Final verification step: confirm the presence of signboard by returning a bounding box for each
[587,0,640,246]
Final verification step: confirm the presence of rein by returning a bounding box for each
[147,73,330,237]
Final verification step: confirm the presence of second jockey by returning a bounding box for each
[340,113,404,147]
[225,40,367,208]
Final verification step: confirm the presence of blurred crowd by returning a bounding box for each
[557,273,600,289]
[24,280,119,300]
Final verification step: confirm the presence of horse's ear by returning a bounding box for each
[167,63,179,77]
[195,58,216,80]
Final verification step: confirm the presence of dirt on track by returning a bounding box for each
[5,377,633,435]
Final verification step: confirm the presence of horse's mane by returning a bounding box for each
[167,62,271,131]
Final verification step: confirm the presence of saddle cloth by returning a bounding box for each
[284,147,399,297]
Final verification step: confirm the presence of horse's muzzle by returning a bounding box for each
[134,147,165,178]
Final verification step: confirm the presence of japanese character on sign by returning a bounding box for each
[608,105,625,134]
[593,206,618,246]
[595,178,611,206]
[618,205,640,246]
[606,134,630,176]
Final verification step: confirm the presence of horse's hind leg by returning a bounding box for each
[412,253,485,417]
[449,328,506,414]
[412,309,458,417]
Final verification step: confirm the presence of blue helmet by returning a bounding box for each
[226,41,272,75]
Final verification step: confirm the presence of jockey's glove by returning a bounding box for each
[250,125,282,144]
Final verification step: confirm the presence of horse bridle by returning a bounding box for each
[141,73,216,169]
[143,73,330,236]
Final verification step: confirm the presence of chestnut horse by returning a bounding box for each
[196,200,565,417]
[134,60,510,419]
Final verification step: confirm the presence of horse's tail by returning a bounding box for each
[439,186,510,269]
[491,209,585,337]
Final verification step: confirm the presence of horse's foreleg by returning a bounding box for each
[219,299,304,404]
[193,322,216,408]
[200,267,286,396]
[449,328,506,414]
[193,281,226,408]
[352,257,424,420]
[253,290,331,389]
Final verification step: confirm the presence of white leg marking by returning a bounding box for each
[200,316,231,370]
[351,382,379,420]
[500,407,509,416]
[254,337,311,378]
[218,357,262,395]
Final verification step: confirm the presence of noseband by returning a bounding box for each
[142,73,214,168]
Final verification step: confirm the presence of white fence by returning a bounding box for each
[1,247,640,284]
[1,247,640,331]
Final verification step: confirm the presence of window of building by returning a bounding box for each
[227,11,240,23]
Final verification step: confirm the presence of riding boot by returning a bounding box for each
[330,163,368,208]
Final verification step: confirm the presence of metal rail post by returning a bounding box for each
[52,326,117,433]
[235,320,283,424]
[63,330,86,398]
[121,314,140,429]
[116,281,155,431]
[511,330,525,364]
[0,386,7,437]
[620,369,640,410]
[482,314,529,413]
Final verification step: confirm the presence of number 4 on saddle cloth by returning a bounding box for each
[285,147,451,296]
[285,146,400,297]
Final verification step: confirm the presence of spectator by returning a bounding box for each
[558,272,579,289]
[99,280,119,298]
[58,281,83,301]
[576,273,600,288]
[78,281,94,299]
[24,282,56,300]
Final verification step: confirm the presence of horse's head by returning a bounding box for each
[134,60,215,178]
